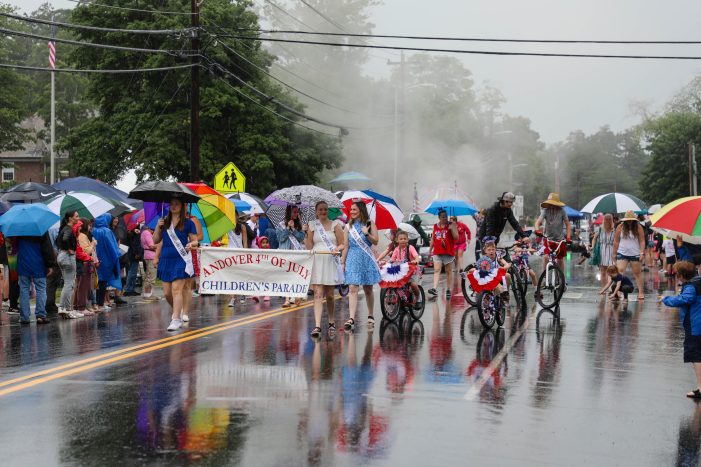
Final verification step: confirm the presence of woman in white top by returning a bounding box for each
[612,210,646,300]
[591,213,615,287]
[305,201,345,338]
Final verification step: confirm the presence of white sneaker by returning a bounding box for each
[191,291,200,298]
[67,310,83,319]
[103,305,111,312]
[182,314,189,323]
[167,319,182,331]
[228,298,236,307]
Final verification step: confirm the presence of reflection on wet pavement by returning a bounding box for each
[1,263,701,465]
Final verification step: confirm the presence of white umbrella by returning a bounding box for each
[384,222,420,240]
[43,191,116,219]
[653,227,701,245]
[648,204,662,214]
[580,192,646,214]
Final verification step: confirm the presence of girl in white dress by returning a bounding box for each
[305,201,345,338]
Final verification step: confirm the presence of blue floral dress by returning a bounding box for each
[344,222,381,286]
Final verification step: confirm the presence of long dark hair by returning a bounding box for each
[59,210,77,231]
[164,199,186,231]
[285,204,303,231]
[79,218,91,236]
[621,220,641,240]
[347,201,369,226]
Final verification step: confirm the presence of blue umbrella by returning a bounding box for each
[425,199,477,216]
[564,205,585,219]
[230,198,252,212]
[0,204,61,237]
[329,171,371,184]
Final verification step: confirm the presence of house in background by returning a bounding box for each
[0,116,67,186]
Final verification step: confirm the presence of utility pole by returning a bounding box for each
[189,0,200,182]
[388,51,405,201]
[49,15,56,184]
[689,140,698,196]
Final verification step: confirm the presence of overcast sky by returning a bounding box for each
[13,0,701,144]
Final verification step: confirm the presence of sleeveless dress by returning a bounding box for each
[310,220,343,286]
[598,227,615,267]
[157,219,196,283]
[344,222,381,286]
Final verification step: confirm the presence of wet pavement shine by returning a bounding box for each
[0,259,699,466]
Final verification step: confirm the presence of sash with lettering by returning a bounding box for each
[280,221,303,250]
[227,229,243,249]
[167,226,194,277]
[347,222,380,274]
[315,220,344,283]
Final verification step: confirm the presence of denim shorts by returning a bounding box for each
[616,253,640,262]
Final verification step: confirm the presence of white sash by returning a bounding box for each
[167,226,194,277]
[348,222,380,273]
[280,221,303,250]
[315,220,344,283]
[227,229,243,248]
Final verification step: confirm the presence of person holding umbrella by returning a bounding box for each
[427,209,458,298]
[341,201,380,331]
[153,198,199,331]
[15,231,56,324]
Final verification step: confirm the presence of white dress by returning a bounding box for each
[310,220,343,286]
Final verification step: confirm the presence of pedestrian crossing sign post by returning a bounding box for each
[214,162,246,193]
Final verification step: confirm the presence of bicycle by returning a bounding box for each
[380,263,426,322]
[534,233,568,309]
[462,244,524,309]
[465,257,509,329]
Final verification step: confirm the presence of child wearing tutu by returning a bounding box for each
[389,230,421,308]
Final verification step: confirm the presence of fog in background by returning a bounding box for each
[14,0,701,208]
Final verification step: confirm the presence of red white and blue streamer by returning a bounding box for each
[380,262,416,288]
[467,261,506,293]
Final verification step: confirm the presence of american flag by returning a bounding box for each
[48,22,56,69]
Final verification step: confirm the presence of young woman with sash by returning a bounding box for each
[153,198,199,331]
[341,201,380,331]
[305,201,345,338]
[225,214,248,308]
[276,205,306,308]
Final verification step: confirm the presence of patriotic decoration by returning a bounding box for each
[467,257,505,293]
[340,190,403,230]
[48,21,56,69]
[379,262,416,288]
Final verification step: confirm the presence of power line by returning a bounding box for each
[240,28,701,45]
[0,11,197,35]
[223,34,701,60]
[0,27,195,56]
[0,62,198,73]
[67,0,195,16]
[202,63,340,137]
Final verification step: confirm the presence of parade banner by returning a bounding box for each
[199,247,314,298]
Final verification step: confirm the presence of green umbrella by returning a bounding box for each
[580,192,646,214]
[43,191,117,219]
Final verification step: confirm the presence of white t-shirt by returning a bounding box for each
[662,239,676,258]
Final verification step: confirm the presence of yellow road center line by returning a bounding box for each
[0,305,310,397]
[0,300,314,390]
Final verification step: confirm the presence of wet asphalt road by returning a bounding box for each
[0,258,699,466]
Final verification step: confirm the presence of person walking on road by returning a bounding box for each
[342,201,380,331]
[591,213,615,287]
[612,210,646,301]
[534,193,571,272]
[56,210,81,319]
[153,198,199,331]
[276,205,306,308]
[427,209,458,298]
[16,232,56,324]
[305,201,345,338]
[451,215,471,273]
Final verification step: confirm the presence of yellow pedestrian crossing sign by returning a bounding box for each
[214,162,246,193]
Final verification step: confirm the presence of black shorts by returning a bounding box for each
[666,255,676,266]
[684,334,701,363]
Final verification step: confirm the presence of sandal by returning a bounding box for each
[310,326,321,338]
[687,389,701,399]
[344,318,355,330]
[367,315,375,328]
[282,299,291,308]
[328,323,336,334]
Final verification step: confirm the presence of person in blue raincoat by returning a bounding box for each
[93,214,122,312]
[662,260,701,399]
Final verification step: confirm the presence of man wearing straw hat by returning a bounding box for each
[535,193,572,271]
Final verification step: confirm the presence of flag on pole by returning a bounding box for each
[48,20,56,69]
[412,183,420,212]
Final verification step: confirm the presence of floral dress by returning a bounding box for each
[344,222,381,286]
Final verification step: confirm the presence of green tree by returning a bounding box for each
[0,4,30,152]
[59,0,342,195]
[639,112,701,203]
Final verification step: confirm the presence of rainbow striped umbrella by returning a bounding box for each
[650,196,701,236]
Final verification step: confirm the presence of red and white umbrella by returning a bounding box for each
[340,190,403,229]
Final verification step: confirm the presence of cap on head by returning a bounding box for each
[500,192,516,202]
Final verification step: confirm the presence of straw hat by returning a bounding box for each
[541,192,565,208]
[621,210,638,221]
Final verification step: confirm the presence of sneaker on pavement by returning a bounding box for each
[228,298,236,307]
[167,319,183,331]
[192,291,200,298]
[182,314,189,323]
[428,288,437,296]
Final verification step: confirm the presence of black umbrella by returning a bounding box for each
[128,181,201,204]
[0,182,61,203]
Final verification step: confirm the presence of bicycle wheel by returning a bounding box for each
[476,291,496,329]
[495,294,506,327]
[461,269,478,306]
[509,266,523,309]
[409,285,426,321]
[380,288,401,322]
[518,268,529,297]
[536,265,566,309]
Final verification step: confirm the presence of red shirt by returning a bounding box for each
[456,222,470,244]
[432,223,455,256]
